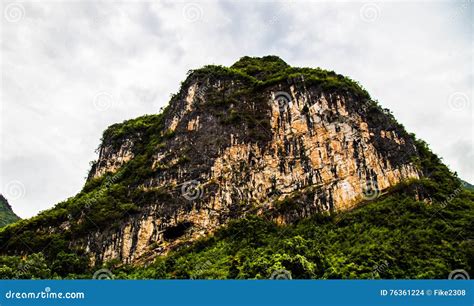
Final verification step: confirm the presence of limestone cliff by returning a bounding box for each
[82,57,421,264]
[0,56,428,265]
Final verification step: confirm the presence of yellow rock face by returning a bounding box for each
[90,139,134,179]
[208,90,419,215]
[90,85,421,264]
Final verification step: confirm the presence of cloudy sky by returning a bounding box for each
[1,0,472,218]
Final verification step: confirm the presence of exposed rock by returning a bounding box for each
[83,60,421,264]
[88,139,134,180]
[0,57,428,265]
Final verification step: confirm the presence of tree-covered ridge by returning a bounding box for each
[0,195,20,228]
[187,55,370,99]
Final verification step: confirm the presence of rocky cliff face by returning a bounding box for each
[80,57,421,264]
[0,56,428,267]
[0,195,20,228]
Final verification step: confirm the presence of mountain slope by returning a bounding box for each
[116,189,474,279]
[0,56,471,279]
[0,195,20,228]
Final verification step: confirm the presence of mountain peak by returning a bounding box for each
[231,55,289,68]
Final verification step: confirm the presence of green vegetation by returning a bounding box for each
[0,56,471,280]
[186,55,370,100]
[101,113,165,149]
[0,195,19,228]
[109,142,471,280]
[230,55,290,80]
[1,181,471,279]
[119,187,472,279]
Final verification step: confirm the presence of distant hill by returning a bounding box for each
[461,180,474,191]
[0,195,20,228]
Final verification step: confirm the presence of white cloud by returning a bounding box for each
[1,0,472,217]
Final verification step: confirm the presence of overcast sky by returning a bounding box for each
[1,0,472,218]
